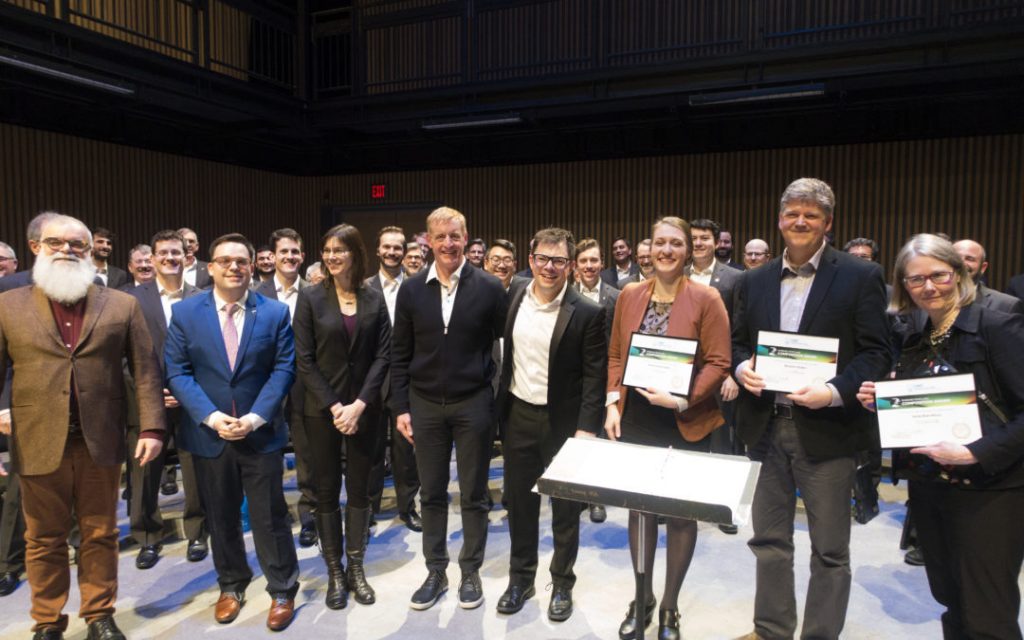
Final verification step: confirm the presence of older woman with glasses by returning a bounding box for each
[292,224,390,610]
[605,216,731,640]
[857,233,1024,639]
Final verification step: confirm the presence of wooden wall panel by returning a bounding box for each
[2,122,1022,290]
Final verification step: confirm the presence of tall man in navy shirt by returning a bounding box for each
[391,207,508,611]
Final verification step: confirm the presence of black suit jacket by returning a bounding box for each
[390,262,508,415]
[977,284,1024,315]
[601,262,639,288]
[732,245,892,458]
[686,261,744,319]
[293,283,391,417]
[1006,273,1024,301]
[103,265,130,290]
[188,260,212,290]
[497,285,606,440]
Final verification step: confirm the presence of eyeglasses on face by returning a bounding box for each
[322,247,351,257]
[487,255,515,266]
[903,270,955,289]
[40,237,90,253]
[531,254,571,269]
[211,256,252,269]
[745,251,767,258]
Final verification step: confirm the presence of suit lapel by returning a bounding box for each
[549,290,576,369]
[30,286,67,350]
[798,247,838,333]
[764,259,783,331]
[75,286,106,353]
[325,285,353,353]
[350,288,369,350]
[202,292,233,373]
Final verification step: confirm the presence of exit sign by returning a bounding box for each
[371,184,386,199]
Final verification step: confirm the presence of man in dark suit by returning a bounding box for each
[732,179,891,640]
[91,228,130,290]
[366,225,421,531]
[687,218,745,533]
[178,227,212,289]
[495,228,606,621]
[254,228,318,547]
[1007,272,1024,300]
[391,207,508,611]
[953,239,1024,315]
[165,233,299,631]
[123,230,208,570]
[615,239,653,288]
[600,237,640,287]
[0,214,166,640]
[124,244,154,288]
[716,229,744,270]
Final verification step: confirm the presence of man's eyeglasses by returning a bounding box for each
[744,251,767,258]
[532,254,571,269]
[40,237,90,253]
[903,271,954,289]
[488,255,515,266]
[211,257,252,269]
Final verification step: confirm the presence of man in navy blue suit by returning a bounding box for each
[165,233,299,631]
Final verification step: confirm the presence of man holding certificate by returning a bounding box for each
[731,178,891,640]
[857,234,1024,640]
[495,227,606,622]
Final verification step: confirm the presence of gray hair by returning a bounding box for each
[779,178,835,217]
[27,211,62,243]
[890,234,976,315]
[0,240,15,260]
[129,244,152,259]
[305,262,322,279]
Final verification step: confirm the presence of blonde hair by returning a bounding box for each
[890,233,976,314]
[425,206,467,237]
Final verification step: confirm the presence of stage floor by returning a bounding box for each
[0,454,1020,639]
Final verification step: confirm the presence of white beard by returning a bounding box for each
[33,252,97,304]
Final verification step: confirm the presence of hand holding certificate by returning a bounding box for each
[874,373,982,449]
[622,333,698,398]
[754,330,839,394]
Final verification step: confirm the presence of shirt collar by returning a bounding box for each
[579,280,601,294]
[426,257,467,286]
[275,272,299,294]
[379,269,404,287]
[781,242,827,276]
[213,289,248,312]
[691,259,717,277]
[159,282,185,299]
[527,280,568,310]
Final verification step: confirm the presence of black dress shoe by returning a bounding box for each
[135,545,161,570]
[0,571,19,596]
[32,628,63,640]
[548,586,573,622]
[86,616,126,640]
[187,539,209,562]
[496,583,535,614]
[410,570,448,610]
[718,523,739,535]
[160,480,179,496]
[399,510,423,532]
[619,596,657,640]
[298,522,318,547]
[458,572,484,609]
[589,504,607,523]
[658,608,681,640]
[904,547,925,566]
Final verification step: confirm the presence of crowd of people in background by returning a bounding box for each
[0,176,1022,640]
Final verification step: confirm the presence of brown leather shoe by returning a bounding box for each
[266,597,295,631]
[214,592,244,624]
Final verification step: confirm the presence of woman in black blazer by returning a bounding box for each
[293,223,390,610]
[858,234,1024,639]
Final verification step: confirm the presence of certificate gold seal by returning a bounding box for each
[952,422,971,440]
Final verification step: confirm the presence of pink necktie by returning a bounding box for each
[223,303,239,370]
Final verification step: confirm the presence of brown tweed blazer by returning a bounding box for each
[0,284,166,475]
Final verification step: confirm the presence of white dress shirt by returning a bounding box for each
[377,269,405,325]
[510,281,567,405]
[425,258,466,334]
[204,289,267,430]
[274,273,301,320]
[578,281,601,304]
[158,281,186,327]
[183,260,198,287]
[689,259,717,287]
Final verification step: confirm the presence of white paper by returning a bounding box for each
[755,330,839,393]
[622,333,698,397]
[538,437,760,526]
[874,373,982,449]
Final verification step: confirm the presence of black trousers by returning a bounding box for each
[287,382,316,527]
[127,423,206,544]
[193,442,299,598]
[504,397,579,589]
[305,413,375,511]
[368,409,420,516]
[410,387,494,574]
[910,480,1024,640]
[0,470,25,574]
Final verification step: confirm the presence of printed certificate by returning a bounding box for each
[754,330,839,394]
[622,333,698,398]
[874,373,982,449]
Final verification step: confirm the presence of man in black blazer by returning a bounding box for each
[953,239,1024,315]
[732,179,892,640]
[254,228,319,547]
[365,225,421,532]
[600,237,640,287]
[178,227,212,290]
[495,228,606,621]
[391,207,508,611]
[91,228,130,290]
[124,230,208,569]
[1007,272,1024,300]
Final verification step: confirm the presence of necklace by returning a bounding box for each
[929,309,958,345]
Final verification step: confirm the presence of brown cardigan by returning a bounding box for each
[608,277,731,442]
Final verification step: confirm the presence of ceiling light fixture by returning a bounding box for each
[0,53,136,96]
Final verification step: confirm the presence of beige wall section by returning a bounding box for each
[1,121,1022,288]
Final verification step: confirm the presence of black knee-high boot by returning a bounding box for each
[345,506,376,605]
[315,508,348,609]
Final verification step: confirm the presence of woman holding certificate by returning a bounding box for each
[857,234,1024,640]
[293,224,391,610]
[605,216,731,640]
